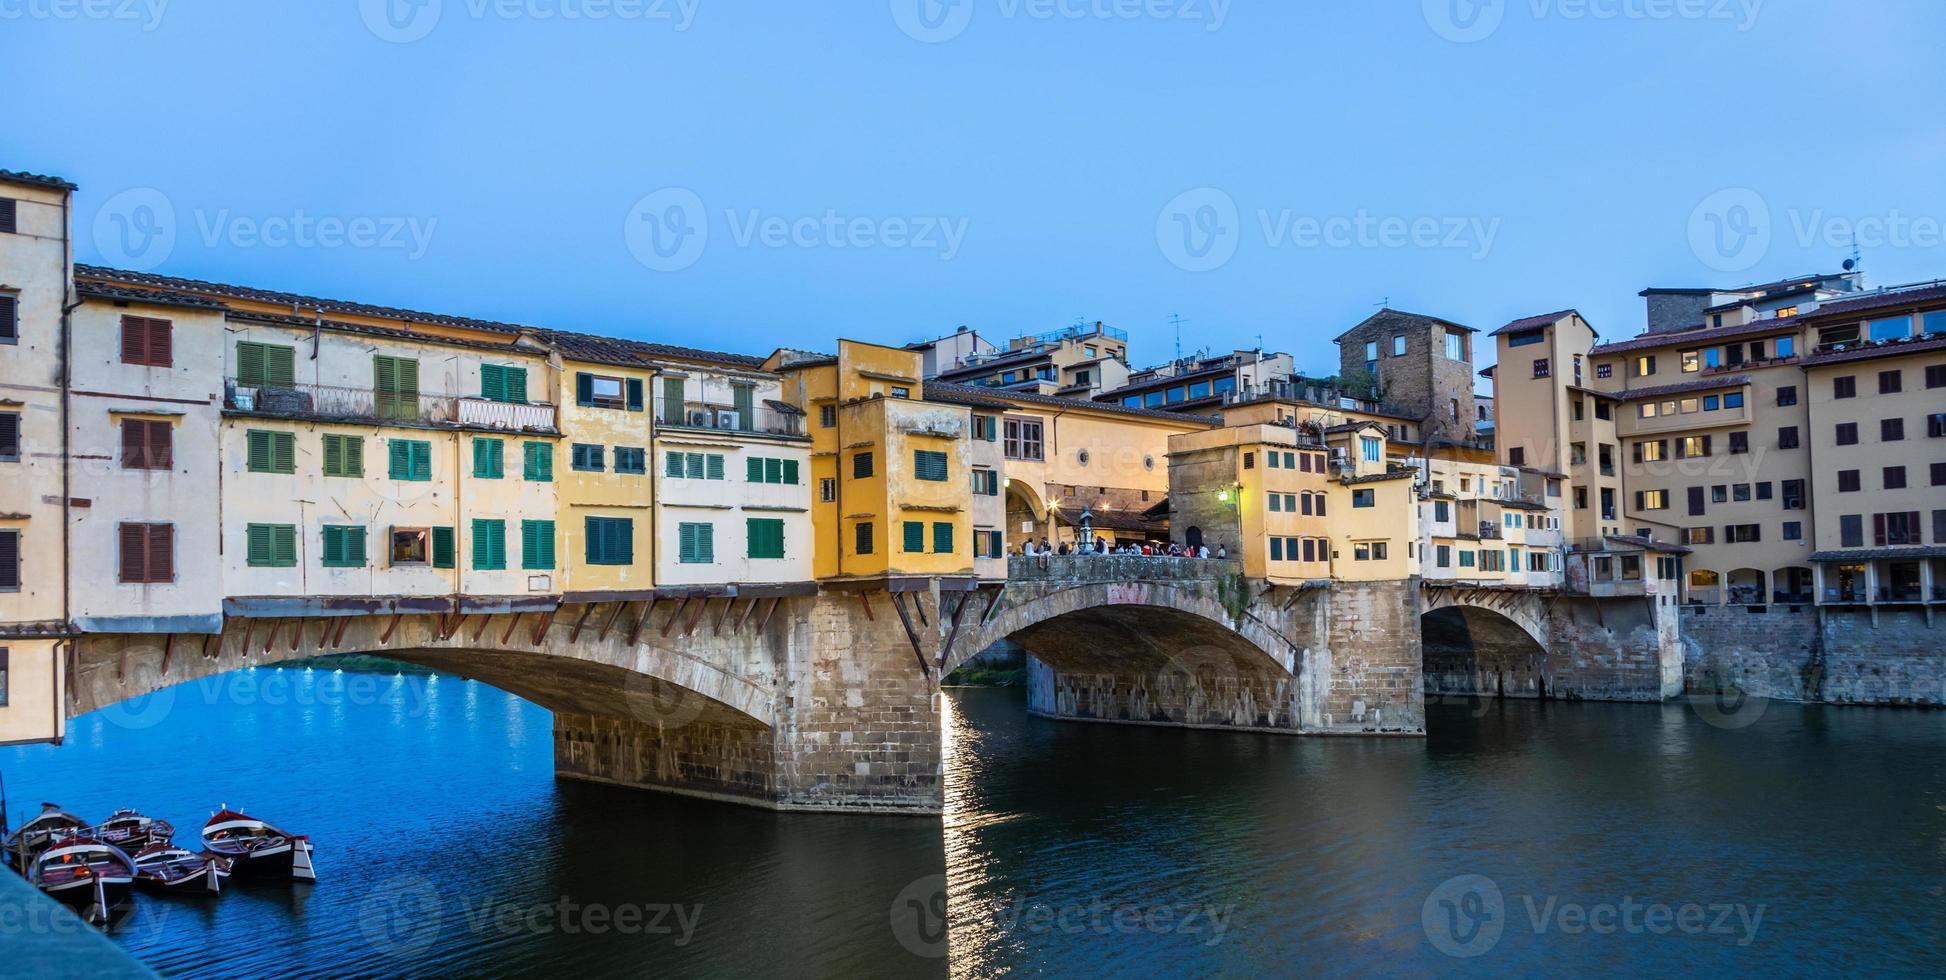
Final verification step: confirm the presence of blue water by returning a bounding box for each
[5,668,1946,977]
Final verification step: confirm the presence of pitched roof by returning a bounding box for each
[1798,333,1946,369]
[75,264,766,369]
[923,381,1218,426]
[1797,282,1946,321]
[1489,309,1578,336]
[1602,534,1691,555]
[1590,315,1800,356]
[934,347,1052,380]
[1637,273,1851,298]
[76,282,229,312]
[1612,375,1750,402]
[0,169,77,191]
[229,310,543,356]
[1333,308,1475,344]
[1341,469,1416,485]
[1809,545,1946,562]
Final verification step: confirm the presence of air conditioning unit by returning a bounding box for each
[688,410,710,427]
[715,410,741,429]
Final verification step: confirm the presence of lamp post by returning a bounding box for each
[1078,507,1094,553]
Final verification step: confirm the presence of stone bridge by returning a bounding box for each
[67,559,1680,816]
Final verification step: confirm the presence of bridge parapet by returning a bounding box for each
[1006,555,1241,583]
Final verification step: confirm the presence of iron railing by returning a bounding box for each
[654,403,803,437]
[226,380,558,432]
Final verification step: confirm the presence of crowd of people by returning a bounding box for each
[1012,537,1227,560]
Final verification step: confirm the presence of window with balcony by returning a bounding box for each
[236,341,296,389]
[373,355,421,420]
[479,364,528,403]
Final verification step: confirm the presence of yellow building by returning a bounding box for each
[1167,424,1332,581]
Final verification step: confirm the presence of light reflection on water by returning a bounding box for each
[2,670,1944,977]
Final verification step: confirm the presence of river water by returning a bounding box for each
[3,668,1944,977]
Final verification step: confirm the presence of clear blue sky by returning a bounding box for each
[7,1,1943,381]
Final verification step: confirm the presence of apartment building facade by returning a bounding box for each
[930,322,1129,397]
[1335,308,1480,448]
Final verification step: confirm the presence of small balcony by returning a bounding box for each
[226,380,558,432]
[655,402,804,438]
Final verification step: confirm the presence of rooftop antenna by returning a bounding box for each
[1842,235,1862,276]
[1377,296,1391,309]
[1168,313,1188,363]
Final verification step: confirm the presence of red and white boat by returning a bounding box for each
[132,842,231,896]
[200,808,315,881]
[2,803,90,872]
[93,808,176,853]
[26,835,137,925]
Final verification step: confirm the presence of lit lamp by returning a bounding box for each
[1078,507,1094,551]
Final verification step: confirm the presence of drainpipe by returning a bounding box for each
[57,190,76,741]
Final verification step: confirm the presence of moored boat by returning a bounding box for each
[93,808,176,853]
[132,842,230,896]
[26,835,137,925]
[201,808,315,881]
[2,803,90,872]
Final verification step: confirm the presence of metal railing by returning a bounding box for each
[226,380,558,432]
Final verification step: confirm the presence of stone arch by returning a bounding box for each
[68,604,780,732]
[1418,595,1551,700]
[1724,567,1766,606]
[1004,478,1048,551]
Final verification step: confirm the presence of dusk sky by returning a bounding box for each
[8,1,1944,381]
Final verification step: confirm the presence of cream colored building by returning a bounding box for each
[1418,455,1562,589]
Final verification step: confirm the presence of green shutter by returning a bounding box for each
[748,518,784,559]
[914,450,947,482]
[781,459,799,485]
[856,521,873,555]
[389,439,409,479]
[764,458,782,484]
[706,454,724,481]
[431,527,456,568]
[507,368,528,404]
[733,385,754,430]
[748,457,764,482]
[683,453,703,479]
[375,355,420,420]
[322,435,341,477]
[273,432,293,474]
[481,364,506,403]
[522,519,555,570]
[322,434,363,477]
[575,372,594,407]
[626,378,645,412]
[934,522,953,554]
[661,377,683,423]
[524,441,552,481]
[474,438,503,479]
[237,342,265,387]
[247,430,271,472]
[322,526,367,568]
[903,521,924,553]
[266,345,295,387]
[389,440,431,481]
[269,525,296,567]
[247,431,293,474]
[473,519,506,570]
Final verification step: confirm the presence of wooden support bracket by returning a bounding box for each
[263,618,283,654]
[332,616,353,650]
[683,598,708,637]
[502,612,525,646]
[733,597,756,635]
[530,610,556,646]
[202,632,222,660]
[629,600,655,647]
[160,633,176,677]
[939,591,973,671]
[713,598,733,635]
[662,597,690,638]
[569,603,597,644]
[379,613,403,645]
[756,597,780,635]
[857,591,875,622]
[471,613,492,644]
[889,593,930,676]
[598,602,626,643]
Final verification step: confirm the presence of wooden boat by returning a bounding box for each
[93,808,176,853]
[201,808,315,881]
[26,835,136,925]
[2,803,89,872]
[132,842,230,896]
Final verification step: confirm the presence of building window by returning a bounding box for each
[1776,385,1797,406]
[853,451,874,479]
[0,648,7,706]
[479,364,529,403]
[971,414,997,441]
[373,355,422,420]
[323,434,364,477]
[1930,413,1946,438]
[321,525,368,568]
[1445,331,1464,360]
[473,438,505,479]
[389,439,433,481]
[1003,417,1045,461]
[390,527,430,566]
[1884,466,1907,490]
[902,521,926,553]
[1834,423,1857,447]
[1360,437,1381,463]
[1364,340,1378,363]
[819,404,838,428]
[575,372,636,411]
[1934,462,1946,487]
[521,520,556,570]
[471,519,507,570]
[1532,358,1550,379]
[1839,515,1863,548]
[677,522,715,564]
[1352,489,1375,508]
[571,443,605,472]
[1782,522,1802,541]
[584,517,635,566]
[747,518,785,560]
[933,522,954,554]
[0,411,17,462]
[971,469,999,496]
[244,523,296,569]
[1878,370,1903,394]
[666,451,724,480]
[1636,355,1656,377]
[523,441,553,481]
[120,316,173,367]
[0,293,15,345]
[120,418,173,470]
[855,521,874,556]
[0,197,13,234]
[1928,365,1946,389]
[746,456,800,484]
[1728,431,1749,454]
[246,430,296,474]
[1869,316,1913,342]
[1638,490,1668,510]
[614,447,647,475]
[1778,426,1798,450]
[820,478,837,503]
[914,450,949,482]
[1833,375,1856,399]
[1782,479,1805,510]
[235,341,296,388]
[1876,511,1924,546]
[1881,418,1905,442]
[118,525,176,579]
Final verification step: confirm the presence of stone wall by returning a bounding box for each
[1684,604,1946,706]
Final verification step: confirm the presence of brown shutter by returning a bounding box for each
[149,421,172,469]
[1910,512,1923,546]
[147,525,173,582]
[121,316,146,365]
[121,419,143,469]
[119,523,147,583]
[0,530,17,589]
[1872,514,1887,547]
